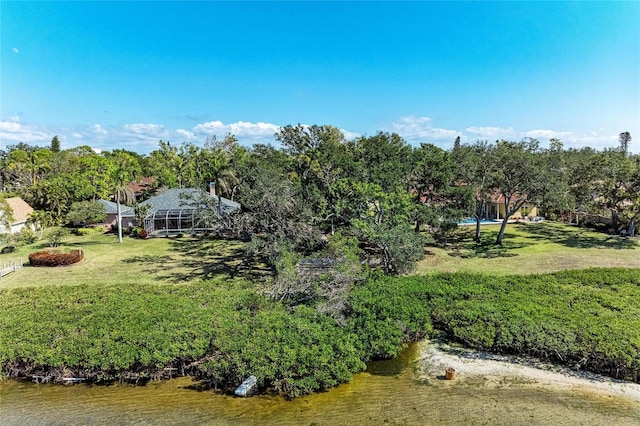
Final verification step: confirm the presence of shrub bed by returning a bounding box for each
[29,249,84,266]
[353,268,640,383]
[0,268,638,397]
[75,226,107,236]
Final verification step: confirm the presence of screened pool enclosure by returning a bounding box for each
[139,188,240,236]
[142,208,211,236]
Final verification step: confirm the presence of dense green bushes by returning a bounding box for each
[0,280,365,397]
[1,268,638,397]
[353,268,640,382]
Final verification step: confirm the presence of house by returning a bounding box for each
[126,177,156,201]
[97,199,136,231]
[487,193,538,220]
[139,184,240,236]
[0,197,35,234]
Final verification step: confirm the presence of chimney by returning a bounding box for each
[209,182,216,196]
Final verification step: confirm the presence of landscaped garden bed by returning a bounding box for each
[28,249,84,267]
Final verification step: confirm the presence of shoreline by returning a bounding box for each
[415,340,640,402]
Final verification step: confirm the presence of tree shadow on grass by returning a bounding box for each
[168,237,271,283]
[122,255,178,275]
[448,233,529,259]
[123,237,271,283]
[518,222,638,250]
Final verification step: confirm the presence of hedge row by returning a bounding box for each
[352,268,640,383]
[0,268,638,397]
[29,249,84,266]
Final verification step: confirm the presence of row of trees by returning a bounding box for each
[2,127,639,270]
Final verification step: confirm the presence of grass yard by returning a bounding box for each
[0,231,267,289]
[417,221,640,275]
[2,222,639,288]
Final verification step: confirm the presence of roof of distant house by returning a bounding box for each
[5,197,35,224]
[139,188,240,212]
[97,199,135,217]
[127,177,156,195]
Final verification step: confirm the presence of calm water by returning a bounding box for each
[1,344,638,425]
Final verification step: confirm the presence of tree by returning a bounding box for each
[26,210,55,240]
[0,196,14,232]
[488,139,542,245]
[66,200,107,225]
[108,152,140,243]
[536,139,573,219]
[144,141,181,188]
[236,146,322,263]
[4,148,52,189]
[46,227,69,247]
[565,147,599,225]
[619,131,632,154]
[453,140,493,242]
[409,143,468,233]
[205,142,238,214]
[50,135,61,153]
[276,124,356,234]
[591,149,637,233]
[352,132,412,194]
[134,203,151,229]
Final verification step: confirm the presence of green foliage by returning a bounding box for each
[0,281,365,397]
[75,226,107,236]
[348,272,434,359]
[357,221,428,274]
[66,200,107,225]
[46,227,70,247]
[16,227,37,244]
[401,269,640,382]
[1,267,639,396]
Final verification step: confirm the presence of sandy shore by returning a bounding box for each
[415,340,640,402]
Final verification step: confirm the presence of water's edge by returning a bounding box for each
[1,341,638,425]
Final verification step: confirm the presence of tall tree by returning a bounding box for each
[453,140,493,242]
[619,131,632,154]
[50,135,61,152]
[536,139,573,219]
[276,124,356,234]
[108,152,140,243]
[591,149,636,233]
[352,132,412,194]
[410,143,468,233]
[488,139,542,245]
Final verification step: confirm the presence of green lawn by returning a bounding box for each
[3,222,639,288]
[417,221,640,275]
[0,231,268,289]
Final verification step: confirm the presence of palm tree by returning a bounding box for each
[26,210,55,240]
[111,167,135,243]
[208,149,238,215]
[108,152,140,243]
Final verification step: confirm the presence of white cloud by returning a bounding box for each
[12,48,19,54]
[193,120,280,139]
[390,116,458,142]
[340,129,360,140]
[122,123,170,142]
[524,129,572,140]
[562,131,620,151]
[176,128,196,140]
[465,126,517,139]
[0,116,49,142]
[93,124,108,136]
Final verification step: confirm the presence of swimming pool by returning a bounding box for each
[457,218,499,225]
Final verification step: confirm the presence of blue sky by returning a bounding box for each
[1,1,639,154]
